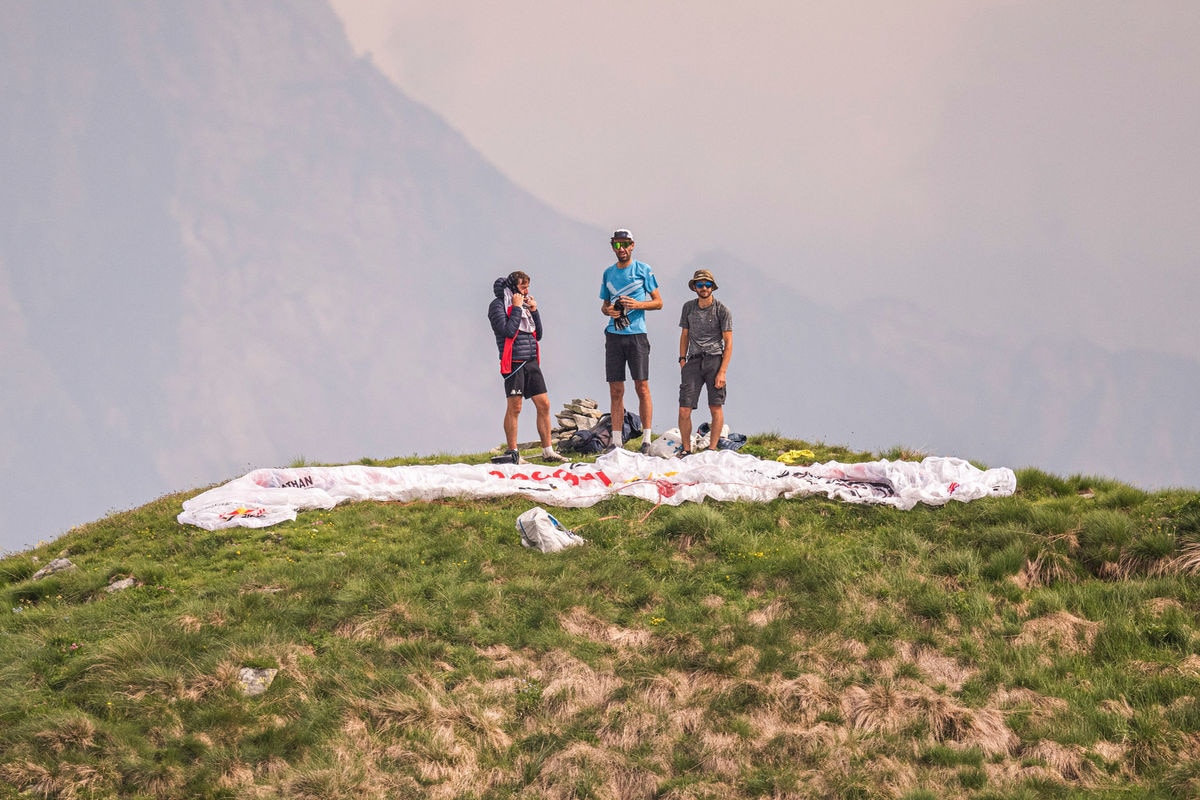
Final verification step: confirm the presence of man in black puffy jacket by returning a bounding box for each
[488,271,568,464]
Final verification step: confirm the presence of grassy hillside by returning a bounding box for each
[2,435,1199,799]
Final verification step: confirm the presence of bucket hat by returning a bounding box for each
[688,269,718,291]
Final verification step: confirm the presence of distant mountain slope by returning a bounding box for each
[0,0,602,548]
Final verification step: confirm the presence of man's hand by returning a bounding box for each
[511,292,525,307]
[524,295,537,312]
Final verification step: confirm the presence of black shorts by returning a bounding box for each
[678,353,727,408]
[501,360,547,399]
[605,332,651,383]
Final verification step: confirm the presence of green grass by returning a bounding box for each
[1,434,1199,799]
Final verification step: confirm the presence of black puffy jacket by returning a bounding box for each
[488,276,542,373]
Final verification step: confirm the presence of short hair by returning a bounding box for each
[509,270,531,285]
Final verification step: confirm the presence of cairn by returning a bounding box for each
[498,397,605,454]
[550,397,604,448]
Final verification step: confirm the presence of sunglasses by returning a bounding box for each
[694,281,714,289]
[611,241,634,250]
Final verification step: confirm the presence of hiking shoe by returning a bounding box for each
[677,450,692,459]
[601,444,619,454]
[490,449,527,465]
[639,442,652,455]
[540,450,569,464]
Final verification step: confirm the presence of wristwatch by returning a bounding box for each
[678,356,687,363]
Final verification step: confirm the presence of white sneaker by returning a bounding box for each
[541,450,569,464]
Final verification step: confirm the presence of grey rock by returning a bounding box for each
[237,667,278,697]
[31,558,76,580]
[564,404,603,418]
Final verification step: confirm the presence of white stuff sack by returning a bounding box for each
[516,507,585,553]
[646,428,684,458]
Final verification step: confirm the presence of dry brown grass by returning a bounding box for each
[891,641,976,691]
[168,598,1171,798]
[285,709,504,800]
[560,606,652,649]
[953,706,1019,756]
[1013,611,1099,654]
[994,686,1070,716]
[477,642,538,673]
[745,598,786,627]
[518,742,644,800]
[1024,739,1105,784]
[657,780,737,800]
[862,754,920,797]
[842,683,910,735]
[1018,548,1078,587]
[539,650,622,718]
[371,675,513,754]
[914,691,963,741]
[335,602,413,644]
[1179,654,1200,677]
[33,714,99,754]
[0,760,114,800]
[598,707,663,751]
[1169,541,1200,575]
[766,673,837,723]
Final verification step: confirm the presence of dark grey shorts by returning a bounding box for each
[678,354,727,408]
[605,332,651,383]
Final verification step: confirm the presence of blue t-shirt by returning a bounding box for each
[599,260,659,335]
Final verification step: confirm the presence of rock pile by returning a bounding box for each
[550,397,604,449]
[498,397,607,454]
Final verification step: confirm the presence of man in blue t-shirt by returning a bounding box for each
[599,228,663,452]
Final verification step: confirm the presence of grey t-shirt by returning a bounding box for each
[679,299,733,356]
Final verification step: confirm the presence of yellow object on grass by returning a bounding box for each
[777,449,815,465]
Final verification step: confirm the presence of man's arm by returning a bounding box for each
[715,330,733,388]
[621,288,663,311]
[488,297,519,339]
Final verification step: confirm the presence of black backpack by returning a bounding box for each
[561,412,642,454]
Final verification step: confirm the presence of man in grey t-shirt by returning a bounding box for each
[676,269,733,455]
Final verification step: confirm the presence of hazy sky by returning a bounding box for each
[330,0,1199,360]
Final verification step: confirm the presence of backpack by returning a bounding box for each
[562,424,610,455]
[516,507,585,553]
[561,411,643,454]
